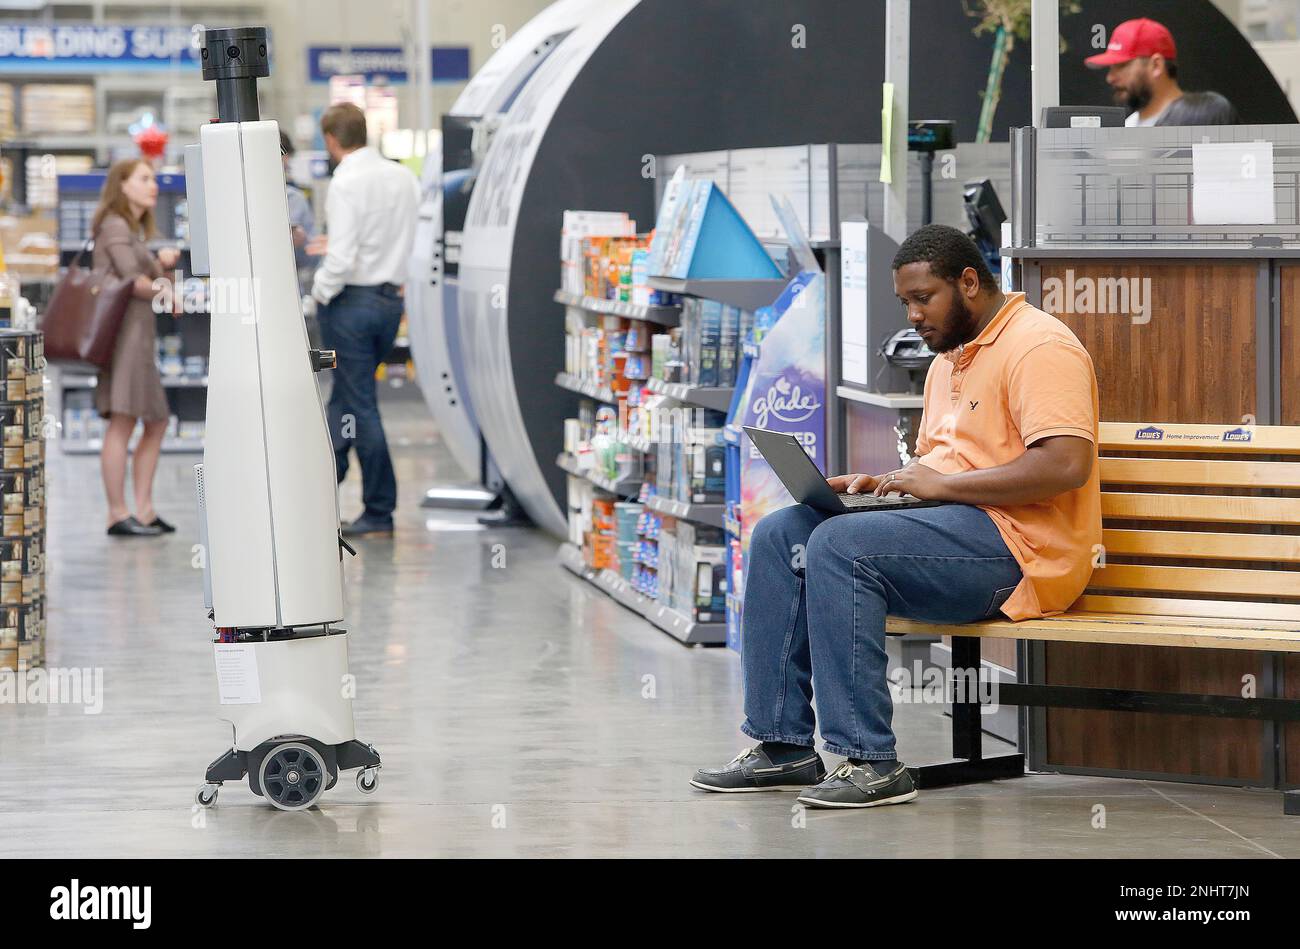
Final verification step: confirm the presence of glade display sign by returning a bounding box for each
[739,272,828,532]
[0,26,201,71]
[308,47,470,84]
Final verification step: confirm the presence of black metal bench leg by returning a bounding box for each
[910,635,1024,790]
[950,634,982,761]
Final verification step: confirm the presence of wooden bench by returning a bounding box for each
[887,421,1300,814]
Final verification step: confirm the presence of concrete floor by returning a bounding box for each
[1,389,1296,857]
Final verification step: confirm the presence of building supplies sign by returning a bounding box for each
[0,26,201,71]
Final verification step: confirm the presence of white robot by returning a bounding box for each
[188,27,380,811]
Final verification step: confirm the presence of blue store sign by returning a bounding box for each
[0,26,201,72]
[308,46,470,84]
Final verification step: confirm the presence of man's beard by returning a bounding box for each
[929,294,981,354]
[1117,76,1152,112]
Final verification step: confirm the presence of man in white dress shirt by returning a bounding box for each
[310,102,420,537]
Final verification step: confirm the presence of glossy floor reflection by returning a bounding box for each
[2,389,1297,857]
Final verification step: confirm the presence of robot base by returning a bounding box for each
[196,737,381,810]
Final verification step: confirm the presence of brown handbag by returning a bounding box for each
[41,239,136,370]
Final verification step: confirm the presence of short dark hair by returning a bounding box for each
[892,223,998,292]
[1165,59,1178,81]
[320,102,368,150]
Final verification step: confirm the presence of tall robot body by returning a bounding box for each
[200,119,344,629]
[191,27,380,811]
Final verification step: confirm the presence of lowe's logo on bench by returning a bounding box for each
[1134,425,1165,441]
[1222,427,1253,443]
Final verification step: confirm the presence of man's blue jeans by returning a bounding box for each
[319,284,404,520]
[740,503,1023,762]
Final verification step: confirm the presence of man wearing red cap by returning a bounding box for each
[1086,17,1183,126]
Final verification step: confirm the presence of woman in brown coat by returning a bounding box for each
[92,159,181,536]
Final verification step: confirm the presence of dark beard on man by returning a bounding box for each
[1121,75,1152,113]
[930,293,981,354]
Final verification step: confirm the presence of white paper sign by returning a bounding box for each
[1192,141,1276,226]
[214,643,262,706]
[840,220,870,386]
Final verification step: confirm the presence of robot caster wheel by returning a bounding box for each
[356,767,379,794]
[259,741,328,811]
[195,784,220,808]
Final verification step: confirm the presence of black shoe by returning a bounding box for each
[107,516,163,537]
[690,746,826,793]
[147,516,176,533]
[341,514,394,537]
[796,760,918,809]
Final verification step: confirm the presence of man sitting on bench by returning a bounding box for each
[691,225,1103,809]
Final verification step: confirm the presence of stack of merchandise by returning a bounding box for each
[565,471,594,549]
[563,312,654,459]
[675,299,751,388]
[20,84,95,134]
[0,84,14,140]
[654,407,726,506]
[645,302,751,389]
[669,521,727,623]
[652,516,727,622]
[613,502,642,580]
[24,153,93,210]
[0,330,45,671]
[585,497,616,571]
[560,211,683,307]
[631,506,663,599]
[60,388,106,447]
[560,211,636,297]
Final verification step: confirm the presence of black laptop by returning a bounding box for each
[743,426,941,516]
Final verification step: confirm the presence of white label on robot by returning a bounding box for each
[214,643,262,705]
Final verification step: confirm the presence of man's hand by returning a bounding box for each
[827,473,880,495]
[305,235,329,256]
[873,463,950,501]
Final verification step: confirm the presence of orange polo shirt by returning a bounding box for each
[915,292,1102,620]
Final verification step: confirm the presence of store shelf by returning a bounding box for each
[645,377,734,413]
[554,371,617,405]
[647,276,787,313]
[61,374,209,391]
[61,438,203,455]
[836,385,924,410]
[643,493,724,528]
[557,542,726,646]
[555,452,642,497]
[554,290,681,328]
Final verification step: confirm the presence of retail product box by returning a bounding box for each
[719,305,741,387]
[697,299,723,388]
[563,418,582,455]
[687,422,727,503]
[657,519,676,606]
[691,546,727,621]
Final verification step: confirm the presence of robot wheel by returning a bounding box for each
[258,741,329,811]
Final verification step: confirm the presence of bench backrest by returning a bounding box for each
[1085,421,1300,621]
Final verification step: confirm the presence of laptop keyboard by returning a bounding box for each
[838,492,926,510]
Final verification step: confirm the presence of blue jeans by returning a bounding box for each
[740,503,1022,761]
[319,284,404,520]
